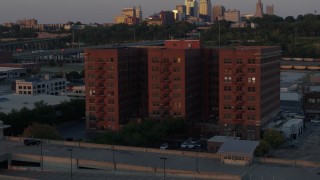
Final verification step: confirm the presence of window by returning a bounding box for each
[224,105,232,110]
[236,96,242,101]
[248,87,256,92]
[247,96,255,101]
[248,77,256,83]
[248,67,255,73]
[248,106,256,111]
[224,58,232,64]
[236,114,242,120]
[236,59,242,64]
[224,76,232,82]
[248,59,256,64]
[224,86,232,91]
[224,95,232,101]
[236,86,242,92]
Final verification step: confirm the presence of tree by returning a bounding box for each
[23,123,62,140]
[263,129,284,149]
[254,140,271,157]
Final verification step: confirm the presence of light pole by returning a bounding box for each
[112,144,116,170]
[196,148,199,173]
[160,157,167,180]
[67,148,73,180]
[40,138,43,171]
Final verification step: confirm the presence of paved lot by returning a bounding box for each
[271,122,320,162]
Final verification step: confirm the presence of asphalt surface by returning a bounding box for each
[1,139,320,180]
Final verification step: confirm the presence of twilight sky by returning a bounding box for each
[0,0,319,24]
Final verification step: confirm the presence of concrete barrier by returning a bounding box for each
[80,142,111,149]
[295,160,320,167]
[0,175,34,180]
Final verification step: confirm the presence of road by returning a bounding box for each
[1,139,320,180]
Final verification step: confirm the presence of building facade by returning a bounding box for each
[224,9,240,23]
[212,5,225,22]
[16,75,67,95]
[255,0,264,18]
[219,46,281,140]
[84,48,147,131]
[185,0,199,17]
[148,40,203,122]
[199,0,212,22]
[266,5,274,15]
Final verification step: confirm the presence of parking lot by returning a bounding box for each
[271,121,320,162]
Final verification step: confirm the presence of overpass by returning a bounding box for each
[0,37,68,52]
[13,40,165,62]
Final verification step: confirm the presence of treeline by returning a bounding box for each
[201,14,320,57]
[91,118,187,147]
[75,21,196,45]
[0,99,85,136]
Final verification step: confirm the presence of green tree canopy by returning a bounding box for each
[263,129,284,149]
[23,123,62,140]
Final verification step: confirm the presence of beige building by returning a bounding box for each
[212,5,225,22]
[199,0,212,21]
[224,9,240,23]
[266,5,274,15]
[16,75,67,95]
[255,0,264,18]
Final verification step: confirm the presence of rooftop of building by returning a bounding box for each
[216,140,259,156]
[0,67,24,72]
[0,94,71,114]
[280,92,301,101]
[207,135,240,142]
[282,118,303,128]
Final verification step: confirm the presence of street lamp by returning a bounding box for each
[112,144,116,170]
[160,157,167,180]
[40,138,43,171]
[67,148,73,180]
[196,148,199,173]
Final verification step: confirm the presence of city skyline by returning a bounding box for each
[0,0,319,24]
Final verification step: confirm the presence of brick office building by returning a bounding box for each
[84,48,147,131]
[84,41,282,141]
[148,40,203,122]
[219,46,282,140]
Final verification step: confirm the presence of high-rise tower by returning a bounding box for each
[136,6,143,22]
[212,5,225,22]
[185,0,199,17]
[199,0,212,22]
[266,5,274,15]
[255,0,263,18]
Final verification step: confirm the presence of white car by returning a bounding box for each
[160,143,169,150]
[187,141,197,149]
[180,142,188,148]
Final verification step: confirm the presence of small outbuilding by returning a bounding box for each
[281,118,303,140]
[216,140,259,166]
[207,136,240,153]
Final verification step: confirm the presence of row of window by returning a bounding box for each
[223,114,256,120]
[223,105,256,111]
[224,77,256,83]
[224,67,256,74]
[224,58,256,64]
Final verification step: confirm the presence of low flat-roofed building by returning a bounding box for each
[0,67,26,80]
[0,94,71,114]
[207,136,240,153]
[217,140,259,166]
[280,92,302,113]
[62,85,85,99]
[15,75,67,96]
[281,118,303,140]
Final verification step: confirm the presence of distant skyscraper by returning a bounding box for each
[136,6,143,22]
[255,0,264,18]
[185,0,198,17]
[199,0,212,22]
[175,4,187,21]
[224,9,240,23]
[212,5,225,22]
[266,5,274,15]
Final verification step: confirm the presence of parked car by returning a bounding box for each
[24,138,41,146]
[187,141,197,149]
[180,142,189,148]
[160,143,169,150]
